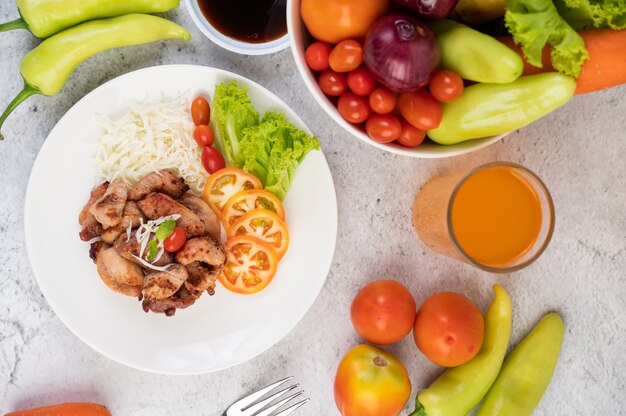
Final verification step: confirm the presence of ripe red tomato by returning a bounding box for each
[164,227,187,252]
[366,114,402,144]
[413,292,485,367]
[194,125,215,147]
[202,146,226,174]
[329,40,364,73]
[319,69,348,96]
[191,96,210,126]
[347,67,376,96]
[305,42,333,71]
[369,88,396,114]
[350,280,416,345]
[338,92,370,124]
[429,70,464,103]
[398,90,442,130]
[396,120,426,148]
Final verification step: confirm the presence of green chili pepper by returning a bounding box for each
[410,285,512,416]
[430,20,523,84]
[0,14,190,140]
[428,73,576,145]
[477,312,564,416]
[0,0,180,38]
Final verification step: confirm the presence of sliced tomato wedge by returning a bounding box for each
[202,168,262,215]
[219,235,279,294]
[222,189,285,229]
[228,209,290,259]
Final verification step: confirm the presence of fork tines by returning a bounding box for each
[230,377,309,416]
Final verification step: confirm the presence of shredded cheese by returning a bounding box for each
[94,95,208,194]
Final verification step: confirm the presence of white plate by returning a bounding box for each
[24,65,338,375]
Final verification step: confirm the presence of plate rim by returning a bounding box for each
[24,64,339,375]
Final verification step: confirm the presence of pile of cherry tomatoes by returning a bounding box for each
[305,40,464,147]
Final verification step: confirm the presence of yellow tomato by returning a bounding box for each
[334,344,411,416]
[301,0,390,44]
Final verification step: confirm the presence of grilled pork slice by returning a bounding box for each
[176,237,226,295]
[114,233,174,268]
[79,182,109,241]
[185,261,220,295]
[101,201,147,245]
[89,241,143,299]
[128,170,188,201]
[89,181,128,229]
[142,286,200,317]
[143,264,188,301]
[180,193,221,242]
[137,192,206,238]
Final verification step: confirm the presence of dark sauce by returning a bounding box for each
[197,0,287,44]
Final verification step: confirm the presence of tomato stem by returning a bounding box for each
[373,356,387,367]
[0,81,40,141]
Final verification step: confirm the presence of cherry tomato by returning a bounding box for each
[429,70,465,103]
[413,292,485,367]
[398,90,442,130]
[369,88,396,114]
[305,42,333,71]
[193,125,215,147]
[366,114,402,143]
[396,120,426,148]
[319,69,348,97]
[335,344,411,416]
[338,92,370,124]
[163,227,187,253]
[329,40,364,73]
[202,146,226,174]
[202,167,262,215]
[228,209,289,259]
[191,96,210,126]
[219,235,278,294]
[347,67,376,96]
[350,280,416,345]
[221,189,285,229]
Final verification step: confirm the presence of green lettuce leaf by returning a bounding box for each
[240,112,320,200]
[505,0,589,77]
[555,0,626,30]
[210,81,260,166]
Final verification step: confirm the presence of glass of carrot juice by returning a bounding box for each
[412,162,555,272]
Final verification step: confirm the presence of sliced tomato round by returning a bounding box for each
[228,209,289,259]
[219,235,279,294]
[222,189,285,229]
[203,168,263,215]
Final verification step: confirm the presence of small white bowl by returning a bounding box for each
[185,0,290,55]
[287,0,508,158]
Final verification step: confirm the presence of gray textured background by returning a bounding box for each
[1,3,625,415]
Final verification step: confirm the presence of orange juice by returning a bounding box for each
[450,166,543,267]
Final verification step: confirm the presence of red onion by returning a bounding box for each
[393,0,460,20]
[363,14,440,93]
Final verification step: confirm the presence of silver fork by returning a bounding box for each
[225,377,309,416]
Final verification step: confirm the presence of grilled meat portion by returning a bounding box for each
[99,245,145,287]
[114,233,174,268]
[143,264,189,301]
[101,201,147,245]
[137,192,206,237]
[89,181,128,229]
[90,241,143,299]
[128,170,188,201]
[79,182,109,241]
[180,193,221,242]
[142,285,200,317]
[185,261,220,294]
[175,237,226,267]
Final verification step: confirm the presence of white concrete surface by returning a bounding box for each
[1,3,625,415]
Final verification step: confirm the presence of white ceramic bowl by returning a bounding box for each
[185,0,290,55]
[287,0,508,158]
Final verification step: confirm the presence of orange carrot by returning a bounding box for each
[499,29,626,95]
[5,402,111,416]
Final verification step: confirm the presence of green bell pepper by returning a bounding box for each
[0,14,190,140]
[430,20,523,84]
[477,312,565,416]
[428,73,576,145]
[0,0,180,38]
[410,285,512,416]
